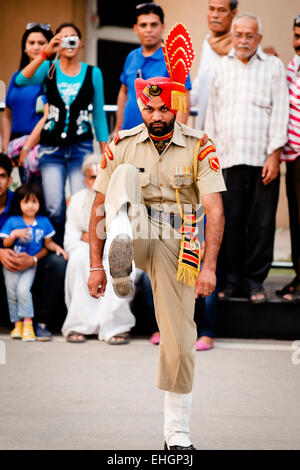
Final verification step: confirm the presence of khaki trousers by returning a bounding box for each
[105,165,197,394]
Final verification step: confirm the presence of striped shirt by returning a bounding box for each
[281,55,300,162]
[205,46,289,169]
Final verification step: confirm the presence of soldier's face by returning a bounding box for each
[141,96,176,136]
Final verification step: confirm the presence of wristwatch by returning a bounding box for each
[33,256,38,266]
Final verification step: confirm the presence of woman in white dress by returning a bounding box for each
[62,153,136,343]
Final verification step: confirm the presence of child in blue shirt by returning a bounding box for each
[0,183,68,341]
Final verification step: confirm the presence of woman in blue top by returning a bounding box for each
[16,23,109,244]
[2,23,53,183]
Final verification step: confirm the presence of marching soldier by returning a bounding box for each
[88,24,226,450]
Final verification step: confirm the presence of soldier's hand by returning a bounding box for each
[87,270,107,298]
[195,268,216,299]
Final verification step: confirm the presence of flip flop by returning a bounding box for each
[108,234,134,298]
[107,332,130,345]
[195,339,214,351]
[249,288,268,304]
[149,331,160,345]
[66,332,87,343]
[275,276,300,297]
[282,290,300,302]
[218,285,239,300]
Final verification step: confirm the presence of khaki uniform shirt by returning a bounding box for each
[93,122,226,213]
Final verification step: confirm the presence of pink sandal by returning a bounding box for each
[195,339,214,351]
[149,331,160,345]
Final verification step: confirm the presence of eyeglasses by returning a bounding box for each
[294,15,300,27]
[232,33,259,41]
[26,22,51,31]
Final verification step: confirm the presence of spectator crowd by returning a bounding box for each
[0,2,299,347]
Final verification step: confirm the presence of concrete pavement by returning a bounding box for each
[0,331,299,451]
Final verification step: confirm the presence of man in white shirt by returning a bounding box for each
[190,0,238,130]
[205,13,289,302]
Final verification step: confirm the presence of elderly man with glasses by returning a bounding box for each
[205,13,289,303]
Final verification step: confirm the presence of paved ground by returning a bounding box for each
[0,330,299,451]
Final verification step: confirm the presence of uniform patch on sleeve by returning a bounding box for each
[104,144,114,160]
[198,144,216,161]
[209,156,220,171]
[100,154,107,169]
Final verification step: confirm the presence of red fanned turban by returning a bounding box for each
[135,23,195,115]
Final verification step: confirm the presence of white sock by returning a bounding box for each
[164,391,193,447]
[108,203,133,241]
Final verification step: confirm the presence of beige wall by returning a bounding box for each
[159,0,299,79]
[0,0,86,89]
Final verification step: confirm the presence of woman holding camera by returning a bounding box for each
[16,23,109,244]
[2,23,54,184]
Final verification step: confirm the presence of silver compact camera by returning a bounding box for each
[61,36,79,49]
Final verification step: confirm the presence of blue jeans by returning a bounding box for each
[38,140,93,244]
[3,267,36,323]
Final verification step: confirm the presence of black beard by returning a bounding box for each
[147,116,176,136]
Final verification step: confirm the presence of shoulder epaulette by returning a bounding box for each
[177,122,206,140]
[117,123,145,140]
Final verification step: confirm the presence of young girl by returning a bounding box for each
[0,183,68,341]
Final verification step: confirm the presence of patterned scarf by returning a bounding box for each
[208,32,232,56]
[175,140,204,286]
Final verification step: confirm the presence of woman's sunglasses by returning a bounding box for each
[26,22,51,31]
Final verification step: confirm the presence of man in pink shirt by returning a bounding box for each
[276,15,300,301]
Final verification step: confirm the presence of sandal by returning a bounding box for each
[107,331,130,345]
[249,288,268,304]
[149,331,160,345]
[282,289,300,302]
[218,285,237,300]
[195,337,214,351]
[108,234,134,298]
[275,276,300,297]
[66,332,87,343]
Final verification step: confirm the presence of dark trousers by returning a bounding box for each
[0,253,67,329]
[286,158,300,277]
[219,165,280,293]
